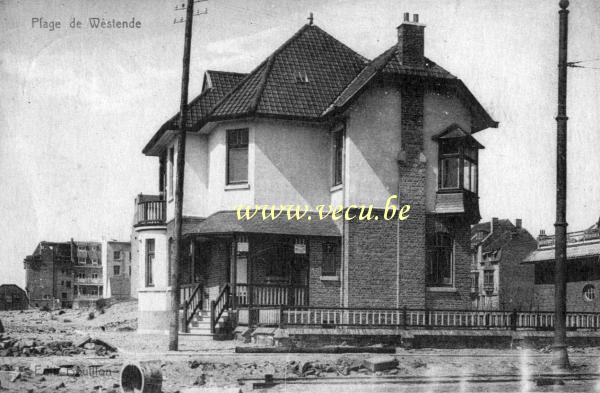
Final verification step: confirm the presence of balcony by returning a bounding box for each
[75,277,102,284]
[134,197,165,227]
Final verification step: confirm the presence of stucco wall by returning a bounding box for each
[345,85,402,208]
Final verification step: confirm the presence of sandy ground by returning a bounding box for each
[2,303,600,392]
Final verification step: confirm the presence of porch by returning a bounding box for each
[177,230,337,334]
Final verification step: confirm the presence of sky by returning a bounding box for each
[1,0,599,287]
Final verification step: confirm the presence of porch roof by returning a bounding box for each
[185,211,341,237]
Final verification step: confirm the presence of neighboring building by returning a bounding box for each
[470,218,537,310]
[102,240,131,299]
[524,218,600,312]
[133,15,498,334]
[24,240,104,309]
[24,241,73,309]
[0,284,28,310]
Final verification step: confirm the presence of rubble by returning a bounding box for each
[362,355,399,372]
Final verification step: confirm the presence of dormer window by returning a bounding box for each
[434,124,483,194]
[295,70,309,84]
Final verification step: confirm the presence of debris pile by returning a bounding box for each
[285,356,404,377]
[0,334,117,357]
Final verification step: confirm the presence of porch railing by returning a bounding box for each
[135,200,165,227]
[263,306,600,331]
[181,283,203,333]
[233,283,307,307]
[211,283,231,334]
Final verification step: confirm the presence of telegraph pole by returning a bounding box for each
[552,0,570,369]
[169,0,195,351]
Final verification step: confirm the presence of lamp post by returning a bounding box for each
[552,0,570,369]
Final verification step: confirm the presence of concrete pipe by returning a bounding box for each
[120,362,162,393]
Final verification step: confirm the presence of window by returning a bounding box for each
[168,146,174,199]
[78,257,86,265]
[322,243,337,276]
[168,238,174,286]
[66,281,71,288]
[332,128,344,186]
[437,132,479,193]
[584,284,596,302]
[78,246,86,252]
[484,270,494,290]
[91,258,98,265]
[61,292,67,299]
[470,272,479,291]
[5,295,12,303]
[426,232,454,287]
[92,273,98,279]
[113,265,120,276]
[146,239,155,287]
[226,129,249,184]
[113,250,121,260]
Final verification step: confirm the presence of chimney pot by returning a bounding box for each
[403,12,410,22]
[515,219,522,229]
[413,14,419,23]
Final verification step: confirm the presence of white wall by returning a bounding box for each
[345,85,402,208]
[136,229,168,289]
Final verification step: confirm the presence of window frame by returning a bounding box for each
[332,127,345,187]
[168,146,175,200]
[113,265,121,276]
[483,269,495,290]
[426,232,454,287]
[438,138,479,194]
[322,243,337,276]
[113,250,121,260]
[226,128,249,185]
[146,239,155,287]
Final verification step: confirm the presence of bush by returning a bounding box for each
[88,312,95,320]
[40,305,50,312]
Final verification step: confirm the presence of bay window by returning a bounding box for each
[436,125,482,194]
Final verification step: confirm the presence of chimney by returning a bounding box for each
[491,217,499,233]
[515,219,522,229]
[397,12,425,67]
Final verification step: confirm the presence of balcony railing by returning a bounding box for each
[538,229,600,249]
[135,199,166,227]
[75,277,102,284]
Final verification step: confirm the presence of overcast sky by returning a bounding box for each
[1,0,599,287]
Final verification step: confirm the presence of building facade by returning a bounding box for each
[102,240,132,299]
[0,284,29,311]
[133,15,498,334]
[470,218,537,310]
[24,240,107,309]
[524,219,600,312]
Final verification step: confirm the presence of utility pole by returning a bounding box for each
[552,0,570,369]
[168,0,195,351]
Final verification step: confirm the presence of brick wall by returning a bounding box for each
[308,237,341,307]
[425,217,472,309]
[533,279,600,312]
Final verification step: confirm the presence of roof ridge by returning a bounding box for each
[206,70,248,75]
[249,55,276,114]
[323,44,397,115]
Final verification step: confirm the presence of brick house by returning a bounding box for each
[0,284,28,311]
[470,218,537,311]
[24,240,106,309]
[524,218,600,312]
[133,15,497,334]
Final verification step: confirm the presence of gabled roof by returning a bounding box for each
[210,24,367,121]
[472,219,534,254]
[323,44,498,133]
[143,23,498,155]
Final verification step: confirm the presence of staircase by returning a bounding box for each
[178,283,234,341]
